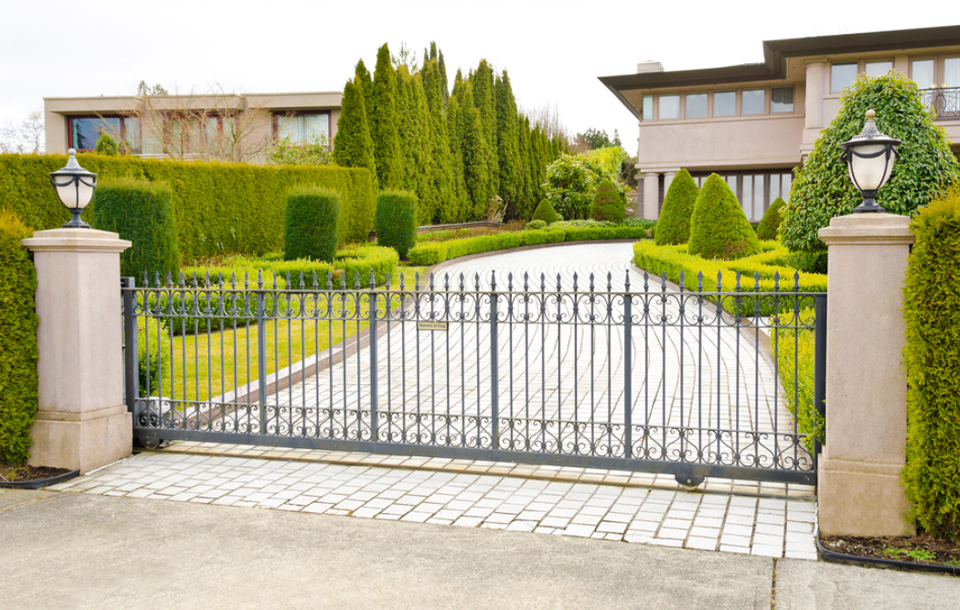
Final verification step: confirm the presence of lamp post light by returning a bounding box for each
[49,148,97,228]
[839,109,900,213]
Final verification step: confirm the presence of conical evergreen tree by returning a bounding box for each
[396,66,434,223]
[495,71,523,218]
[471,61,499,203]
[438,50,449,104]
[333,76,378,189]
[422,59,456,223]
[371,43,403,189]
[452,79,490,219]
[446,93,470,221]
[517,115,535,218]
[355,59,374,117]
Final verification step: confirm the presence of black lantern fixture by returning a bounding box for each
[49,148,97,228]
[839,109,900,213]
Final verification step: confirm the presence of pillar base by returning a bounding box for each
[28,405,131,474]
[818,451,915,537]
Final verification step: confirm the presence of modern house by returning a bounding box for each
[43,91,342,164]
[599,25,960,221]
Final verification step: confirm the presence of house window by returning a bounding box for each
[742,89,764,115]
[658,95,679,120]
[945,57,960,87]
[642,95,653,120]
[771,87,794,113]
[713,91,736,116]
[162,113,235,155]
[865,60,893,77]
[686,93,707,118]
[912,59,935,88]
[770,172,792,203]
[831,63,858,92]
[276,112,330,145]
[69,116,141,153]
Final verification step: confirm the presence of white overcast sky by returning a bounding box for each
[1,0,957,154]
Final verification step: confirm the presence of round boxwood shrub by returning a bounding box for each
[376,190,418,259]
[531,198,561,224]
[781,72,960,256]
[92,178,181,279]
[655,168,699,245]
[590,179,626,223]
[756,196,785,241]
[526,219,547,230]
[688,174,762,260]
[283,186,340,262]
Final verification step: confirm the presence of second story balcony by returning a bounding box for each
[921,88,960,121]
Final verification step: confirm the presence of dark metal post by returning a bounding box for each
[623,277,633,459]
[369,275,379,442]
[490,279,499,451]
[813,294,828,455]
[121,277,139,418]
[257,275,268,434]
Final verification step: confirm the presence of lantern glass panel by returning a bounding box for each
[849,143,891,192]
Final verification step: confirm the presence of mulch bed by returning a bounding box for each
[821,533,960,569]
[0,464,72,483]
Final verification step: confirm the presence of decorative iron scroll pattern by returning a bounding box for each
[922,87,960,120]
[125,268,821,482]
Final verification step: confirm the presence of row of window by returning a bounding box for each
[831,56,960,92]
[642,87,794,121]
[683,172,792,223]
[67,112,331,154]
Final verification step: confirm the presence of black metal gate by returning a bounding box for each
[123,269,825,485]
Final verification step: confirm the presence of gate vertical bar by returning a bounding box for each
[813,294,828,460]
[257,273,268,435]
[623,274,633,459]
[122,277,139,419]
[490,274,499,450]
[369,273,379,442]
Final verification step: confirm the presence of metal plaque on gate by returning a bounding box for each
[417,321,448,332]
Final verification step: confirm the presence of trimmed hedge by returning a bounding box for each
[407,224,648,266]
[0,211,38,464]
[756,196,785,241]
[0,153,376,261]
[773,309,823,454]
[902,190,960,542]
[93,178,181,279]
[531,199,561,224]
[688,174,762,260]
[590,179,626,223]
[283,187,340,262]
[655,168,699,245]
[376,190,418,259]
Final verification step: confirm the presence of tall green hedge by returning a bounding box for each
[93,178,181,279]
[688,174,762,260]
[376,190,418,259]
[0,154,375,262]
[0,211,37,464]
[655,168,699,245]
[283,187,340,262]
[902,190,960,542]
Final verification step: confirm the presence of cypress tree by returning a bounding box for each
[452,79,490,220]
[355,59,374,118]
[422,59,456,223]
[438,50,449,103]
[333,77,378,189]
[371,43,403,189]
[446,93,470,222]
[471,61,499,202]
[395,66,433,223]
[517,115,535,217]
[495,71,523,218]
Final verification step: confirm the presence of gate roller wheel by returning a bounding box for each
[674,472,705,490]
[142,439,163,450]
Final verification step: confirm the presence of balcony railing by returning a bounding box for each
[921,87,960,121]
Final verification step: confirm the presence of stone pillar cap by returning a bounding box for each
[22,228,131,253]
[818,213,915,246]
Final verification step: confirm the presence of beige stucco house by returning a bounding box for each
[44,91,342,165]
[600,25,960,221]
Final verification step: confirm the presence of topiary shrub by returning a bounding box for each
[531,199,561,224]
[688,174,762,260]
[756,196,786,241]
[376,190,418,259]
[93,178,181,279]
[0,211,37,464]
[781,73,960,256]
[655,168,699,245]
[526,219,547,230]
[590,179,625,223]
[283,187,340,262]
[902,188,960,543]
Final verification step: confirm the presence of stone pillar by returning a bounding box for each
[22,228,133,474]
[642,172,660,220]
[817,213,915,537]
[802,60,827,157]
[662,171,677,198]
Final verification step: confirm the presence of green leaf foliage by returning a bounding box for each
[902,189,960,543]
[0,153,375,262]
[376,190,418,259]
[688,174,762,260]
[396,66,434,224]
[543,153,607,220]
[531,199,561,224]
[95,130,120,156]
[0,211,37,464]
[371,44,404,189]
[781,73,960,253]
[92,178,181,279]
[590,179,625,223]
[655,168,699,245]
[756,196,786,241]
[333,77,377,188]
[495,71,524,218]
[283,187,339,263]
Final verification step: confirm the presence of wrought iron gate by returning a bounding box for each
[123,268,825,485]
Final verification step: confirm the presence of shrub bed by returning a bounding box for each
[376,191,418,259]
[283,187,340,263]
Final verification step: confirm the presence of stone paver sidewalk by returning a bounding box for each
[49,450,818,560]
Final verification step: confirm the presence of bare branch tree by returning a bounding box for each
[520,102,572,147]
[0,110,45,154]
